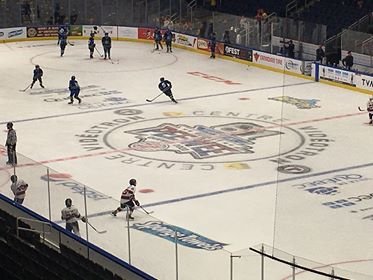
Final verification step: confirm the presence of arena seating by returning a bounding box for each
[0,209,123,280]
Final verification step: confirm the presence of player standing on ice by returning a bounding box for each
[10,175,28,205]
[58,30,67,57]
[158,77,178,103]
[209,32,217,59]
[88,34,95,59]
[61,198,87,237]
[367,97,373,125]
[30,65,44,89]
[163,28,173,53]
[111,179,140,220]
[68,76,81,104]
[5,122,17,165]
[154,27,163,51]
[102,32,112,59]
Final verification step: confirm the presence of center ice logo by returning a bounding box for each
[126,122,281,159]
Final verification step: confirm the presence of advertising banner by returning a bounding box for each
[252,50,284,69]
[173,32,196,48]
[138,28,154,40]
[118,26,138,39]
[27,26,59,38]
[354,74,373,92]
[82,25,117,38]
[223,43,252,61]
[319,65,355,86]
[196,37,224,55]
[69,25,83,36]
[0,27,26,40]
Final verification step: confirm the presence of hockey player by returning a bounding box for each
[111,179,140,220]
[57,25,68,45]
[61,198,87,237]
[209,32,217,59]
[10,175,28,205]
[154,27,163,51]
[158,77,178,103]
[68,76,81,104]
[30,65,44,89]
[101,32,112,59]
[5,122,17,165]
[163,28,173,53]
[367,97,373,125]
[59,31,67,57]
[88,34,95,59]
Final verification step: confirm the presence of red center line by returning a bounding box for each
[0,111,366,171]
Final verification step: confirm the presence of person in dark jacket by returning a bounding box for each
[315,45,325,64]
[342,51,354,70]
[30,65,44,89]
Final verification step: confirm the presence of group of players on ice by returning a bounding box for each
[29,25,178,104]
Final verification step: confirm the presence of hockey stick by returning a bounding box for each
[68,41,74,46]
[94,46,104,57]
[358,106,365,111]
[146,92,163,102]
[139,205,154,215]
[87,221,107,234]
[19,83,32,92]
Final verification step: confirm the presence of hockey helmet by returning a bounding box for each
[65,198,72,207]
[129,178,137,186]
[160,77,165,82]
[71,75,76,80]
[10,175,17,183]
[105,32,109,36]
[6,122,13,129]
[35,65,40,68]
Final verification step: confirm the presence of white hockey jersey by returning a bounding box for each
[10,179,28,199]
[61,206,81,223]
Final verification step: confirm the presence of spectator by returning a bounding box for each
[342,51,354,70]
[316,45,325,64]
[285,40,295,58]
[223,30,231,44]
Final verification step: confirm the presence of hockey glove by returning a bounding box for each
[135,200,140,206]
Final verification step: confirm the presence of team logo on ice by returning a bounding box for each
[126,122,280,159]
[268,96,320,109]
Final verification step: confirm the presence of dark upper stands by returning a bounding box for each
[297,0,372,37]
[212,0,372,38]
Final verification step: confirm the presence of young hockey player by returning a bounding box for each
[101,32,112,59]
[111,179,140,220]
[158,77,178,103]
[68,76,81,104]
[367,96,373,125]
[61,198,87,236]
[10,175,28,205]
[88,34,95,59]
[163,28,173,53]
[30,65,44,89]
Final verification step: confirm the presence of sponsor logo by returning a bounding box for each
[27,27,37,37]
[77,110,331,172]
[197,38,208,49]
[8,29,23,38]
[176,34,195,47]
[40,173,111,200]
[35,85,127,110]
[285,59,300,71]
[225,46,240,56]
[268,96,320,109]
[253,52,282,65]
[323,193,373,209]
[362,78,373,88]
[293,174,369,196]
[132,221,227,250]
[0,32,4,37]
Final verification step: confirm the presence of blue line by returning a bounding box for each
[53,161,373,224]
[2,81,313,125]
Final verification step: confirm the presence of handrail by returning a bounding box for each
[286,0,298,18]
[16,216,52,242]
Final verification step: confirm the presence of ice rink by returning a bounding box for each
[1,39,373,279]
